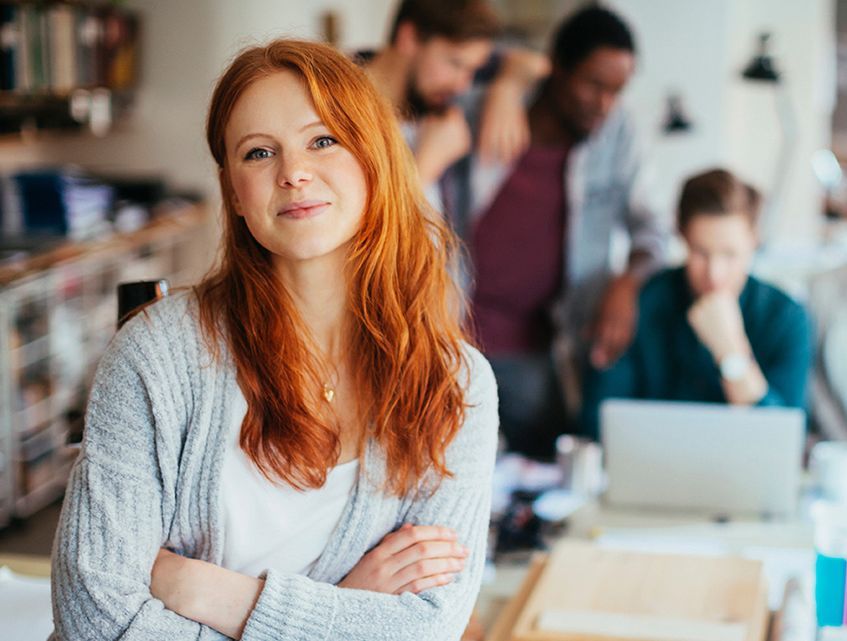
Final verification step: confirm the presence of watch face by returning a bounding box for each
[720,354,749,381]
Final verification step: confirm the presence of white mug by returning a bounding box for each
[809,441,847,504]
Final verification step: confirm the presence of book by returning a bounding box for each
[48,4,76,94]
[0,4,18,91]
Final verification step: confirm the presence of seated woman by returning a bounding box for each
[581,168,812,440]
[50,39,498,640]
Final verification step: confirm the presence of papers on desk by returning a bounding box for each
[507,541,770,641]
[0,566,53,640]
[492,454,565,515]
[595,528,815,611]
[492,454,589,521]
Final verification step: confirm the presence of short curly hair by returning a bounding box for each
[389,0,501,44]
[551,5,636,70]
[677,169,762,232]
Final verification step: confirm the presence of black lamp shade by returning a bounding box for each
[742,33,780,83]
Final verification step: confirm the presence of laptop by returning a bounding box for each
[601,399,805,518]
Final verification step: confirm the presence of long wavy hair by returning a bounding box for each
[196,39,469,494]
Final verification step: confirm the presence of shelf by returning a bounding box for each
[14,459,72,518]
[1,204,210,526]
[0,2,140,135]
[14,396,50,432]
[11,334,50,367]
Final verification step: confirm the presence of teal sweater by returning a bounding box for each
[582,267,813,440]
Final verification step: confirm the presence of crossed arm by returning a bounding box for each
[150,524,469,639]
[50,323,499,641]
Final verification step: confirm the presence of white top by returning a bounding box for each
[221,386,359,577]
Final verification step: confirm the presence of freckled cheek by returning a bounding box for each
[231,176,272,212]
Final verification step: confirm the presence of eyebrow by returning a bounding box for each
[234,120,325,151]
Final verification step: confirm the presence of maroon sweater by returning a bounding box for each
[471,144,569,355]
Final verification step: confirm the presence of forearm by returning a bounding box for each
[709,334,768,405]
[415,148,448,187]
[721,359,769,405]
[494,47,551,90]
[625,249,660,284]
[156,554,264,640]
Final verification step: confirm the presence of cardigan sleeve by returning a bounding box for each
[239,347,500,641]
[50,317,223,641]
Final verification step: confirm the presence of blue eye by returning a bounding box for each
[313,136,338,149]
[245,148,273,161]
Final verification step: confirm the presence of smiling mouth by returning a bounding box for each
[278,201,330,219]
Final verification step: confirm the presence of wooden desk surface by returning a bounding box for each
[477,501,814,641]
[0,553,51,578]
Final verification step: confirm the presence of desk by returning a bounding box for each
[0,510,817,641]
[477,500,817,640]
[0,553,52,640]
[0,553,50,577]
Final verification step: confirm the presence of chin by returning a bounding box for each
[283,238,351,265]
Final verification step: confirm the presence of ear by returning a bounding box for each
[394,21,421,57]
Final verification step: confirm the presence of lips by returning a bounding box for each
[278,200,330,219]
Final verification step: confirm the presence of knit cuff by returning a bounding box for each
[241,571,338,641]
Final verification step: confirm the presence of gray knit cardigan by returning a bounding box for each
[49,293,498,640]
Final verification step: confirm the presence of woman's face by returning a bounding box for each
[224,70,368,271]
[683,211,757,298]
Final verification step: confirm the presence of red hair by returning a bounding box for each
[197,39,469,494]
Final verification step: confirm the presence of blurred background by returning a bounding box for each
[1,0,846,540]
[1,0,840,246]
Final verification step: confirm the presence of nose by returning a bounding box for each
[598,90,616,118]
[455,70,474,94]
[276,152,313,188]
[706,258,725,290]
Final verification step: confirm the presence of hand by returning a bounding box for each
[478,78,530,165]
[589,274,640,369]
[338,524,468,595]
[687,291,748,361]
[415,107,472,186]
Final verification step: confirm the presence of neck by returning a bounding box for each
[364,46,413,114]
[529,86,573,147]
[275,253,349,362]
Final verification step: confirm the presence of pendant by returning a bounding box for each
[323,384,335,403]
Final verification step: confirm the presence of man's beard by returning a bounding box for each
[536,79,591,144]
[405,77,449,119]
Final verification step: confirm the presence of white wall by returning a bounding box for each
[611,0,834,249]
[0,0,397,202]
[0,0,835,253]
[723,0,835,247]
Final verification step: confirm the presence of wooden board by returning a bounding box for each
[509,541,768,641]
[487,555,549,641]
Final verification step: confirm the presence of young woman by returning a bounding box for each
[581,168,812,439]
[50,39,498,641]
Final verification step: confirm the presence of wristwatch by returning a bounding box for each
[719,353,750,381]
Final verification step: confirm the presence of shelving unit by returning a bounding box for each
[0,205,210,525]
[0,0,140,135]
